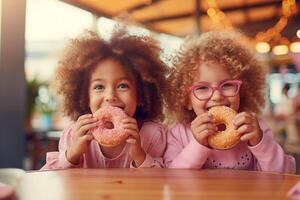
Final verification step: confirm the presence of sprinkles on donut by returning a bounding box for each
[92,106,129,147]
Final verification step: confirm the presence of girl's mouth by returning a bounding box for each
[206,104,229,111]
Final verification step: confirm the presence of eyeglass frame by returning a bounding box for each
[189,80,243,101]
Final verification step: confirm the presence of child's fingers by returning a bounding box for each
[195,129,215,142]
[82,134,94,142]
[125,129,140,140]
[122,118,139,133]
[236,124,253,135]
[77,122,98,136]
[121,117,137,124]
[198,123,218,132]
[122,123,138,132]
[77,114,94,122]
[236,117,261,144]
[74,115,97,133]
[233,112,254,128]
[87,134,94,141]
[77,117,98,128]
[191,113,213,127]
[194,123,217,134]
[240,131,257,142]
[126,138,136,144]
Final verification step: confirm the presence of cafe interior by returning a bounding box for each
[1,0,300,173]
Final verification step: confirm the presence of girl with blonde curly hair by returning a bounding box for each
[164,30,295,173]
[42,27,168,169]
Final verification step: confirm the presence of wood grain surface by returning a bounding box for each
[18,168,300,200]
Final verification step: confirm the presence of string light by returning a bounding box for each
[206,0,232,29]
[290,42,300,53]
[297,30,300,39]
[255,0,297,43]
[256,42,271,53]
[272,45,289,55]
[205,0,298,54]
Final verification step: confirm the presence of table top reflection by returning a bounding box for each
[19,168,300,200]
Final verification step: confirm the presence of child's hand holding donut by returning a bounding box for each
[233,112,262,146]
[67,114,97,165]
[123,117,146,167]
[191,113,217,146]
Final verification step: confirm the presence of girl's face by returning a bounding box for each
[188,62,240,116]
[88,59,137,117]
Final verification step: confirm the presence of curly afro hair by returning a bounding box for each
[166,30,267,124]
[54,28,169,122]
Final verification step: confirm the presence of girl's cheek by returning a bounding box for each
[193,105,207,116]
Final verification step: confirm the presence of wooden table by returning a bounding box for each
[18,168,300,200]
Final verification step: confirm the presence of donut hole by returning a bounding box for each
[216,123,226,131]
[102,118,114,129]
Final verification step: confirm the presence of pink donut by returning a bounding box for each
[92,106,128,147]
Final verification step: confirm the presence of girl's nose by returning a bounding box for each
[104,88,117,102]
[210,89,223,101]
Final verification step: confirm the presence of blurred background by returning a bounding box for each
[1,0,300,172]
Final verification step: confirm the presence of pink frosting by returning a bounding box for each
[92,106,128,146]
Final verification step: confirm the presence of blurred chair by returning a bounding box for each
[25,129,44,170]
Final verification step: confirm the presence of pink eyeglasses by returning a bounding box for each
[189,80,242,101]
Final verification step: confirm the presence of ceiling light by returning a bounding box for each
[207,8,216,16]
[290,42,300,53]
[272,45,289,55]
[297,29,300,39]
[255,42,270,53]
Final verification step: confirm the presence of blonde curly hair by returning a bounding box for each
[166,30,267,124]
[54,28,168,122]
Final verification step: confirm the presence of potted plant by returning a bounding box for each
[26,78,40,129]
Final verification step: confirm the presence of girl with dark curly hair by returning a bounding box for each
[41,28,168,169]
[164,30,295,173]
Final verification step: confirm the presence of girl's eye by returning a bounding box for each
[195,86,209,91]
[93,84,104,91]
[118,83,130,89]
[222,83,236,90]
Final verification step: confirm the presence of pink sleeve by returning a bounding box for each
[134,122,167,168]
[164,124,212,168]
[249,119,296,174]
[40,125,82,170]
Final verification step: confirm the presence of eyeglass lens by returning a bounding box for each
[193,81,240,100]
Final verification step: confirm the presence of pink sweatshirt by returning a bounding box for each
[164,119,296,173]
[41,121,166,170]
